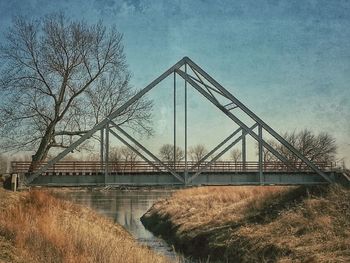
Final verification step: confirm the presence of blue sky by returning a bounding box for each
[0,0,349,165]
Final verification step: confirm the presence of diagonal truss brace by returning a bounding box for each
[109,121,184,183]
[108,129,163,173]
[189,127,243,171]
[189,68,227,103]
[189,123,258,182]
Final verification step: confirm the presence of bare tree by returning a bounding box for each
[86,71,152,135]
[230,149,242,163]
[85,152,100,161]
[0,13,152,169]
[159,144,184,163]
[159,144,172,162]
[120,146,139,163]
[110,145,139,171]
[110,146,123,162]
[110,146,139,162]
[189,144,208,162]
[257,129,337,168]
[0,154,8,174]
[277,130,337,165]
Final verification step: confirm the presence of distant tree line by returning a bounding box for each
[262,129,337,166]
[105,129,337,166]
[2,129,341,173]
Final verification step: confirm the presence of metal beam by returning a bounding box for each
[176,69,296,170]
[188,65,228,100]
[108,129,163,173]
[188,123,258,182]
[189,75,224,102]
[189,127,242,171]
[109,121,184,183]
[26,58,187,183]
[183,57,332,183]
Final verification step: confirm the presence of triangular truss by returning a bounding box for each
[26,57,332,184]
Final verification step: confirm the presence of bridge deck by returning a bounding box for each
[12,161,334,174]
[11,161,337,186]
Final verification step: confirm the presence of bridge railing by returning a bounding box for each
[11,161,335,175]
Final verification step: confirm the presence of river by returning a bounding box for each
[59,188,188,262]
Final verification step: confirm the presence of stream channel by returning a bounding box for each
[60,188,194,262]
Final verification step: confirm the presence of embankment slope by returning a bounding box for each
[141,185,350,262]
[0,188,170,263]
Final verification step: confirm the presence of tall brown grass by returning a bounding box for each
[144,185,350,262]
[0,188,172,263]
[152,186,292,232]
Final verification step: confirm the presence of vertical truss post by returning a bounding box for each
[184,63,188,184]
[100,128,104,173]
[258,124,263,184]
[104,123,109,185]
[242,131,246,171]
[173,71,177,170]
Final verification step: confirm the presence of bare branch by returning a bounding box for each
[0,13,153,166]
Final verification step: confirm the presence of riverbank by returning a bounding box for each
[141,185,350,262]
[0,188,171,263]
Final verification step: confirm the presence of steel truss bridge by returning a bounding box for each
[20,57,343,186]
[15,161,337,186]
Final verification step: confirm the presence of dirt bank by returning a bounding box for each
[141,185,350,262]
[0,188,171,263]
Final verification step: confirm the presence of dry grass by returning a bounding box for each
[0,188,171,263]
[144,185,350,262]
[235,186,350,262]
[151,186,292,232]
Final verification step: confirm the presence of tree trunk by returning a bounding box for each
[29,123,55,172]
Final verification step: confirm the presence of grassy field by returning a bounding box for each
[0,188,172,263]
[142,185,350,262]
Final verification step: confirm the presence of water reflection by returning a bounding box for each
[60,188,179,260]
